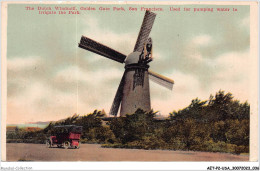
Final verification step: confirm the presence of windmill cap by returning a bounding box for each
[125,52,141,65]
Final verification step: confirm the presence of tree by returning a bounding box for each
[58,114,79,125]
[207,90,234,121]
[169,98,207,121]
[75,110,104,132]
[207,90,250,121]
[109,109,157,144]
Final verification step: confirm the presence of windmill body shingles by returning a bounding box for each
[120,68,151,116]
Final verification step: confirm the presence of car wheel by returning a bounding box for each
[63,141,70,149]
[46,140,51,148]
[75,142,81,149]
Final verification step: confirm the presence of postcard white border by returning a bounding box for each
[1,1,259,169]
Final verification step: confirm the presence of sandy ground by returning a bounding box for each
[6,143,249,161]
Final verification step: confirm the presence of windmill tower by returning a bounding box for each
[79,11,174,117]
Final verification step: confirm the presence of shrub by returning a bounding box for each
[168,138,186,150]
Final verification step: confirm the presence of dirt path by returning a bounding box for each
[6,143,249,161]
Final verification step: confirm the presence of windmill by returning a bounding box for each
[78,11,174,117]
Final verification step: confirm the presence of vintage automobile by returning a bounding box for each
[46,125,83,149]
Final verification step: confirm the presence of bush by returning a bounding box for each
[102,143,127,148]
[168,138,187,150]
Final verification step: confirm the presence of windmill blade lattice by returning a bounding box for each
[133,11,156,52]
[79,36,127,63]
[148,70,174,90]
[109,71,126,116]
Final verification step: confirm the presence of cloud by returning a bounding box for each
[54,65,122,85]
[182,34,213,62]
[240,15,250,28]
[7,56,42,72]
[211,50,250,102]
[7,78,112,124]
[192,34,212,46]
[7,81,76,124]
[55,65,79,83]
[214,51,249,81]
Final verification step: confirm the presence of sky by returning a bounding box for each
[6,3,250,124]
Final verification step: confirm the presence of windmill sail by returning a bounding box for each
[148,70,174,90]
[109,71,126,116]
[79,36,127,63]
[133,11,156,52]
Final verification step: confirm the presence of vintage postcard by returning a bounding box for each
[1,1,259,169]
